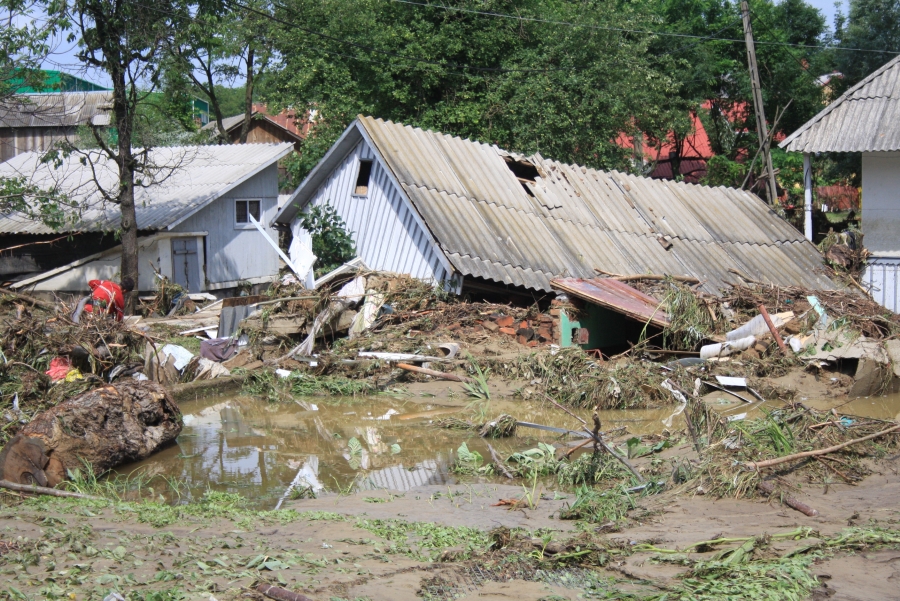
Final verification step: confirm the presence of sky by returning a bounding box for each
[42,0,851,89]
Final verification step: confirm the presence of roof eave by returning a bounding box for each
[272,118,364,225]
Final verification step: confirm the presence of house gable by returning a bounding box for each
[288,135,455,287]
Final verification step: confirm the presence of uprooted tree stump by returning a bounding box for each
[0,381,182,487]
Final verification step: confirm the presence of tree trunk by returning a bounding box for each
[239,45,255,144]
[113,70,139,314]
[0,381,182,487]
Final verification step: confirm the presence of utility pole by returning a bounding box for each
[741,1,779,204]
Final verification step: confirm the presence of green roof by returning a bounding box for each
[15,70,110,93]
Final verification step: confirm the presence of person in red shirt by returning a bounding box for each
[84,277,134,321]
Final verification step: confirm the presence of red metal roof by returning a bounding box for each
[550,278,671,328]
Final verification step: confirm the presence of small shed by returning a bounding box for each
[780,54,900,312]
[274,116,836,300]
[0,142,294,294]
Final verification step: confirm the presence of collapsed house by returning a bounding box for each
[273,116,837,346]
[0,142,293,294]
[780,54,900,313]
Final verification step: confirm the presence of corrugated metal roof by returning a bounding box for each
[551,278,671,327]
[0,92,114,128]
[781,55,900,153]
[359,116,836,295]
[0,142,294,234]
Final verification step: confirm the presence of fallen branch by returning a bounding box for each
[542,394,644,482]
[757,480,819,517]
[255,583,316,601]
[593,268,700,285]
[0,480,103,501]
[0,287,59,313]
[396,362,474,383]
[745,424,900,470]
[758,304,788,354]
[487,443,514,479]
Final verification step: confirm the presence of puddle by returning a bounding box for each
[119,394,678,509]
[805,391,900,421]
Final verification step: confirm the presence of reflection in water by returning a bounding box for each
[119,394,687,508]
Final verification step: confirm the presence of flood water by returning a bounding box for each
[120,388,900,509]
[121,394,676,508]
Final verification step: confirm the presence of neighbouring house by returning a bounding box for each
[202,104,306,151]
[0,91,114,162]
[780,54,900,313]
[0,142,294,295]
[274,116,837,308]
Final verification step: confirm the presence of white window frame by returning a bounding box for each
[234,198,262,229]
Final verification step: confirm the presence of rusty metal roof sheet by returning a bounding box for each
[286,116,836,294]
[0,92,114,128]
[781,55,900,153]
[0,143,294,234]
[551,278,671,327]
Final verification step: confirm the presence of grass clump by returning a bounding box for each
[242,368,376,401]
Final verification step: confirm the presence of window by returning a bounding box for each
[354,160,373,196]
[235,199,261,225]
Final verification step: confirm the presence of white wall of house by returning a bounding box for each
[861,152,900,313]
[862,152,900,255]
[172,164,281,290]
[289,140,452,285]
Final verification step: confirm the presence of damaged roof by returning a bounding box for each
[780,54,900,153]
[278,116,837,295]
[0,143,294,234]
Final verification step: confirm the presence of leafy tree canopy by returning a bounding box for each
[268,0,690,182]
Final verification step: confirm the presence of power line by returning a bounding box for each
[389,0,900,55]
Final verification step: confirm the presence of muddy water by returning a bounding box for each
[805,391,900,421]
[119,395,678,508]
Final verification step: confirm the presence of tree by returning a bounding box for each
[267,0,688,183]
[834,0,900,85]
[167,1,274,142]
[44,0,196,312]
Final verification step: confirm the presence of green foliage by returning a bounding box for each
[558,484,636,523]
[269,0,688,182]
[462,355,491,401]
[507,443,559,478]
[0,174,77,230]
[834,0,900,86]
[298,205,357,275]
[451,441,492,476]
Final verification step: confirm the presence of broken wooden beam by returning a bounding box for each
[757,480,819,517]
[396,362,474,383]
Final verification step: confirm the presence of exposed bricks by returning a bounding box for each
[495,315,514,328]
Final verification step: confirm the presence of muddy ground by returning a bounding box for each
[2,456,899,601]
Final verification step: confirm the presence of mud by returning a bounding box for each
[118,394,680,507]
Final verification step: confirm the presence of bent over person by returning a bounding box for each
[84,277,134,321]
